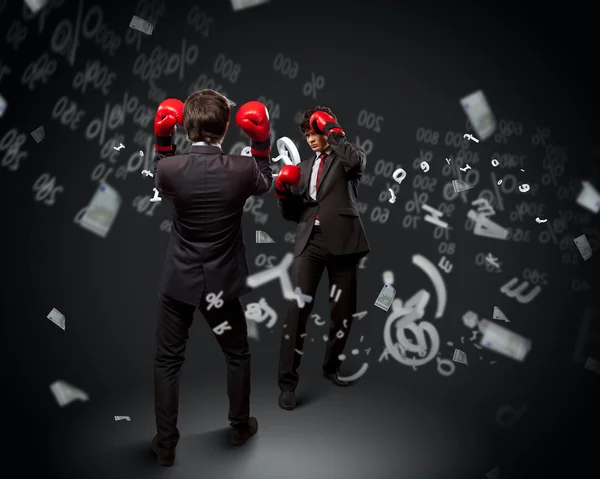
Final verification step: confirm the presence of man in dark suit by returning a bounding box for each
[273,107,370,410]
[150,91,273,466]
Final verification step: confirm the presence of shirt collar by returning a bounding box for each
[192,141,222,149]
[315,147,332,159]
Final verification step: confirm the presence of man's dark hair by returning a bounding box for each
[298,106,336,135]
[184,89,233,143]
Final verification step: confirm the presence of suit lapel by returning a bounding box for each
[316,152,336,199]
[301,156,316,201]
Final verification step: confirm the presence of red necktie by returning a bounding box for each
[315,153,328,222]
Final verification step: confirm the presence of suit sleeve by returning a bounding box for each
[248,152,273,196]
[153,144,177,194]
[277,185,305,223]
[326,132,367,178]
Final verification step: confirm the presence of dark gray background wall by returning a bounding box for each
[1,0,599,478]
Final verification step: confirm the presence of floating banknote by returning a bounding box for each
[573,234,592,261]
[255,230,275,243]
[50,380,89,407]
[452,179,474,193]
[79,182,121,238]
[576,181,600,214]
[47,307,65,330]
[24,0,47,14]
[30,125,45,143]
[246,316,259,340]
[478,319,531,362]
[452,348,468,365]
[114,416,131,421]
[230,0,270,11]
[129,15,153,35]
[460,90,496,141]
[493,306,509,322]
[374,284,396,311]
[585,357,600,374]
[0,93,6,118]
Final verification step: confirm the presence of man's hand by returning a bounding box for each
[154,98,184,152]
[275,165,301,199]
[236,101,271,155]
[309,111,345,136]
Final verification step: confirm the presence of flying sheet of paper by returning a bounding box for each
[50,380,89,407]
[24,0,48,14]
[573,234,592,261]
[460,90,496,141]
[374,284,396,311]
[452,348,468,365]
[47,307,65,330]
[478,319,531,362]
[576,181,600,214]
[452,179,474,193]
[230,0,270,11]
[79,183,122,238]
[493,306,509,322]
[129,15,153,35]
[255,230,275,243]
[246,317,259,340]
[30,125,45,143]
[114,416,131,421]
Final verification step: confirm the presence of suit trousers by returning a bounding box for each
[154,293,251,449]
[278,225,359,391]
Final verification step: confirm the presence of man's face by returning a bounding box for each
[304,131,329,153]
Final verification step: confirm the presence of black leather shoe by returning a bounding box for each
[230,417,259,446]
[322,371,352,387]
[151,435,175,467]
[278,390,296,410]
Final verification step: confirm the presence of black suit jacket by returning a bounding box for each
[277,132,370,258]
[154,144,273,305]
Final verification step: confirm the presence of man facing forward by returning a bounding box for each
[274,107,370,410]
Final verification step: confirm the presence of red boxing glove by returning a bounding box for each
[275,165,301,199]
[309,111,345,136]
[236,101,271,155]
[154,98,184,152]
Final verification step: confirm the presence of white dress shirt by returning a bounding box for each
[309,148,332,225]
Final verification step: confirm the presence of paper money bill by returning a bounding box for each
[573,234,592,261]
[25,0,47,14]
[452,348,468,365]
[246,317,259,340]
[79,182,121,238]
[255,230,275,243]
[50,380,89,407]
[374,284,396,311]
[230,0,270,11]
[460,90,496,141]
[452,179,474,193]
[0,93,6,118]
[47,307,65,330]
[576,181,600,214]
[114,416,131,421]
[478,319,531,362]
[585,357,600,374]
[493,306,509,322]
[30,125,45,143]
[129,15,153,35]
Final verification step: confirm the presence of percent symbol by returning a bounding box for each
[206,291,224,310]
[188,73,228,97]
[6,20,28,49]
[21,52,57,91]
[165,38,198,81]
[523,268,544,285]
[0,128,28,172]
[414,150,433,170]
[541,168,558,186]
[125,25,143,51]
[538,219,565,244]
[557,210,574,225]
[493,120,516,143]
[531,127,551,146]
[99,135,124,163]
[85,102,122,145]
[303,72,325,99]
[437,202,455,218]
[405,191,428,213]
[32,173,64,206]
